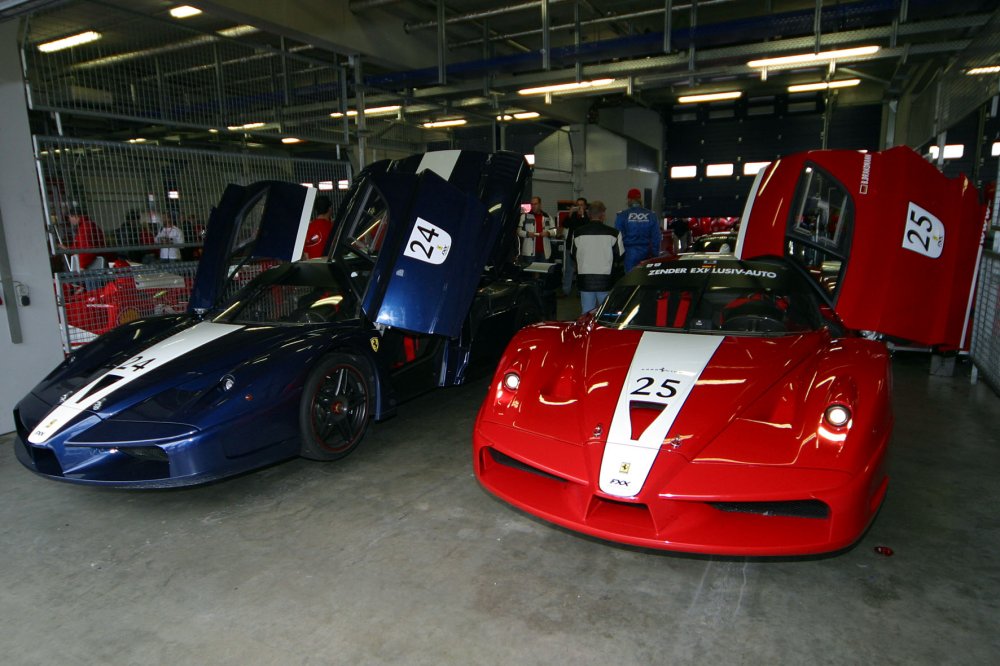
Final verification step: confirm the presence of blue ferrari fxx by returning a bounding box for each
[14,150,544,486]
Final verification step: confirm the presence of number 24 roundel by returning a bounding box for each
[403,217,452,265]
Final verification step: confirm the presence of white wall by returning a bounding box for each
[0,20,66,435]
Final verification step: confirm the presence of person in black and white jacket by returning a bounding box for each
[572,200,623,313]
[517,196,557,261]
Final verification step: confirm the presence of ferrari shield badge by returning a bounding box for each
[370,336,379,352]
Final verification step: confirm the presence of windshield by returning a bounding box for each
[596,261,823,335]
[214,265,356,325]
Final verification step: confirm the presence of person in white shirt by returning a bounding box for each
[155,216,184,261]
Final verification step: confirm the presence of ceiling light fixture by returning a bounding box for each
[169,5,202,18]
[677,90,742,104]
[422,119,467,128]
[281,137,302,144]
[217,25,259,38]
[966,66,1000,75]
[226,121,266,130]
[518,79,615,95]
[38,31,102,53]
[497,111,542,121]
[330,104,401,118]
[787,78,861,93]
[747,45,879,69]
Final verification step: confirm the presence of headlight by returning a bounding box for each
[824,404,851,427]
[502,371,520,391]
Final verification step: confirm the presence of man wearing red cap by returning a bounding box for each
[614,188,660,272]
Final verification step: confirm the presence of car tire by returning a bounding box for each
[299,353,373,461]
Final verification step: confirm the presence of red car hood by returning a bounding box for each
[507,323,835,471]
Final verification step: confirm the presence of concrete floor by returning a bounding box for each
[2,306,999,664]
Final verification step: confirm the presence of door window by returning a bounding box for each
[786,164,853,299]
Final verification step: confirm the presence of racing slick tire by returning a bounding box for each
[299,353,373,461]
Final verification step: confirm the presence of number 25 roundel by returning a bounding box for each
[403,217,453,265]
[902,202,944,259]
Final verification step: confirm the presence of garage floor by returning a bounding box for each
[2,317,999,664]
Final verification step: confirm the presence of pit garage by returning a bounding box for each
[0,2,999,663]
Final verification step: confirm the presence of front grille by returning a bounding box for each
[121,446,169,462]
[709,499,829,519]
[488,448,565,483]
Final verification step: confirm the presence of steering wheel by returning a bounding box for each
[721,313,786,333]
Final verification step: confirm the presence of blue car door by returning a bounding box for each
[349,169,490,338]
[189,181,317,312]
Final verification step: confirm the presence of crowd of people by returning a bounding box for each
[56,203,207,272]
[518,188,664,313]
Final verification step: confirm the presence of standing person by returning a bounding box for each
[517,195,556,261]
[561,197,589,296]
[614,188,661,272]
[64,203,106,270]
[303,195,334,259]
[669,216,691,252]
[155,215,184,261]
[572,200,623,313]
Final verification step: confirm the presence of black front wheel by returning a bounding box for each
[299,353,372,461]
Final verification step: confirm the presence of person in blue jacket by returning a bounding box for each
[614,188,661,272]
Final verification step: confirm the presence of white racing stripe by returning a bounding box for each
[599,332,723,498]
[29,322,243,444]
[416,150,462,180]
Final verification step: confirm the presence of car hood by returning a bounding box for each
[500,322,837,467]
[27,320,339,444]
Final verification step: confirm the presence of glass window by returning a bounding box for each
[596,266,822,335]
[786,164,853,299]
[344,187,390,260]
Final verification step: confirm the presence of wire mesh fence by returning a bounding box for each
[54,260,199,351]
[52,257,283,352]
[21,1,435,156]
[35,136,351,266]
[971,249,1000,392]
[22,1,347,143]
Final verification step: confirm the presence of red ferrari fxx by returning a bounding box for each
[473,146,986,555]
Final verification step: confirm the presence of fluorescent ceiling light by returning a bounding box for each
[524,154,536,165]
[497,111,541,121]
[677,90,742,104]
[967,66,1000,75]
[788,79,861,93]
[281,137,302,144]
[338,180,351,190]
[300,182,314,188]
[748,45,879,69]
[706,163,734,177]
[169,5,202,18]
[670,165,697,179]
[992,142,1000,157]
[330,104,401,118]
[743,161,771,175]
[226,121,265,130]
[126,138,146,144]
[422,119,467,128]
[217,25,258,38]
[318,181,334,191]
[38,31,102,53]
[518,79,615,95]
[928,144,964,160]
[167,190,180,199]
